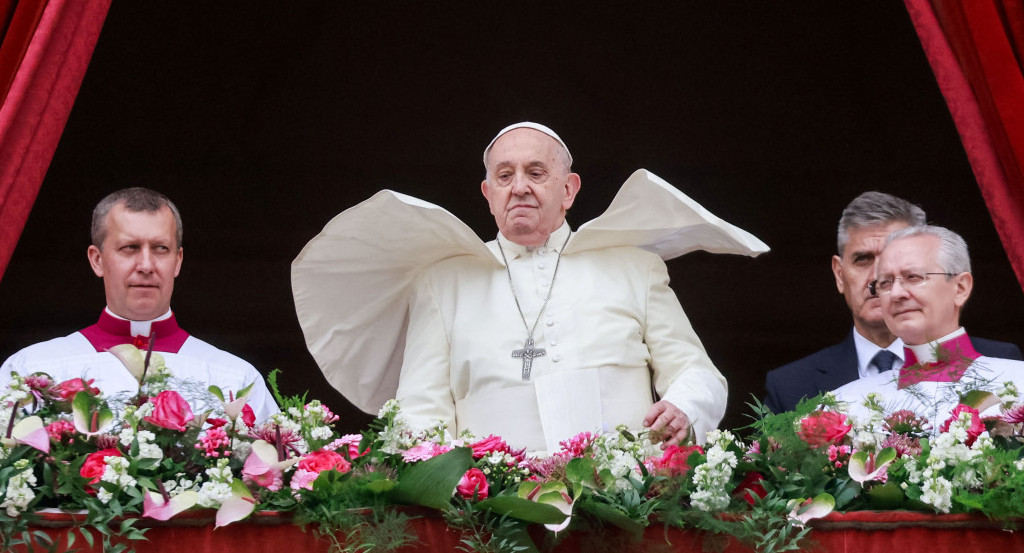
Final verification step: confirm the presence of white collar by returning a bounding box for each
[904,327,966,364]
[104,307,173,337]
[495,222,572,261]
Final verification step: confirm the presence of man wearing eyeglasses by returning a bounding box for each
[833,225,1024,422]
[763,193,1020,413]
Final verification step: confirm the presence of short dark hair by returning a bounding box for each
[91,188,183,249]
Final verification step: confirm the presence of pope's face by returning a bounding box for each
[877,234,971,345]
[88,203,183,321]
[481,128,580,247]
[831,221,907,336]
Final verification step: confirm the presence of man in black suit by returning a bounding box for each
[764,192,1022,413]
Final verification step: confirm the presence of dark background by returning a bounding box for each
[2,2,1022,433]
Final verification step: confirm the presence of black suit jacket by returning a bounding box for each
[763,331,1023,413]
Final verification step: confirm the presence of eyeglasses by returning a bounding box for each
[868,272,956,295]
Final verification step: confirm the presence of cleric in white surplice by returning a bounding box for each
[1,188,278,422]
[833,225,1024,426]
[292,123,769,454]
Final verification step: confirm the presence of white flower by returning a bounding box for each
[919,475,953,513]
[0,459,37,516]
[197,459,234,508]
[100,456,137,489]
[691,430,737,512]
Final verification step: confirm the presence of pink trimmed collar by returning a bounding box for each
[80,310,190,354]
[897,333,980,389]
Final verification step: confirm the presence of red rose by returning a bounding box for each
[241,404,256,427]
[80,448,122,485]
[798,411,852,447]
[469,435,511,459]
[53,378,100,401]
[456,468,489,500]
[144,390,195,431]
[649,444,704,476]
[940,404,985,446]
[298,450,348,473]
[733,472,768,506]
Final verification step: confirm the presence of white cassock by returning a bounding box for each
[292,169,770,454]
[0,311,280,423]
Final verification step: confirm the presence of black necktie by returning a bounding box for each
[871,349,898,373]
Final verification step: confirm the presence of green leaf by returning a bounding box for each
[868,481,905,509]
[393,447,473,510]
[365,478,397,494]
[207,385,225,402]
[577,501,644,535]
[476,496,568,524]
[961,390,1000,412]
[565,457,597,494]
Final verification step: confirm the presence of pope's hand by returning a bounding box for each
[643,400,692,449]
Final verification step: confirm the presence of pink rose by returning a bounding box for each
[144,390,195,431]
[456,468,489,500]
[648,444,704,476]
[298,450,351,474]
[940,404,985,446]
[469,435,511,459]
[53,378,100,401]
[80,448,122,485]
[798,411,852,447]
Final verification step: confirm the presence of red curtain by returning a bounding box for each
[0,0,110,281]
[904,0,1024,292]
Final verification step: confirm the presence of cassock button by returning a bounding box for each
[546,319,554,326]
[550,340,558,346]
[552,355,562,363]
[537,263,546,270]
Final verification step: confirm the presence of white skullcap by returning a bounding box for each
[482,121,573,166]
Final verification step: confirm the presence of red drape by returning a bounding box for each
[904,0,1024,292]
[18,510,1024,553]
[0,0,110,282]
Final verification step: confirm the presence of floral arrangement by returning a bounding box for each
[2,347,1024,553]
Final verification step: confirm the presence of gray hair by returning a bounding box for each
[91,188,183,249]
[836,192,926,255]
[885,224,971,275]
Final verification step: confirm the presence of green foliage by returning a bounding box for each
[444,499,536,553]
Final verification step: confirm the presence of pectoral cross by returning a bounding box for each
[512,337,546,381]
